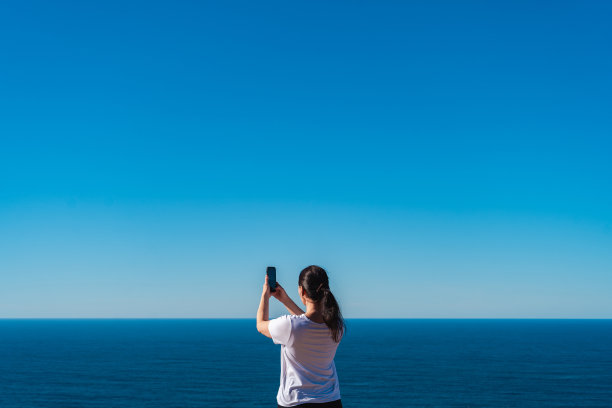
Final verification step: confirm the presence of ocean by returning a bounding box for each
[1,319,611,407]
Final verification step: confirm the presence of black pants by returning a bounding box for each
[278,400,342,408]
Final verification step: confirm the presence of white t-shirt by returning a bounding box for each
[268,313,342,407]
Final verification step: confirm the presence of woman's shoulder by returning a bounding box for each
[284,313,312,326]
[274,313,308,326]
[289,313,309,322]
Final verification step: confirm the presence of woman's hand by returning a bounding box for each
[271,283,288,302]
[262,274,272,299]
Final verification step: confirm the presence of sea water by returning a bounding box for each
[1,319,611,407]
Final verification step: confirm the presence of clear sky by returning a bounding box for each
[1,1,610,318]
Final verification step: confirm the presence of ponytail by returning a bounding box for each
[320,287,344,342]
[299,265,345,342]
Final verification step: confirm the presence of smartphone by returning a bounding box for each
[266,266,277,292]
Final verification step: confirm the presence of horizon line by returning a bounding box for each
[1,317,610,320]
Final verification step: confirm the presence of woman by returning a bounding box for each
[257,265,345,408]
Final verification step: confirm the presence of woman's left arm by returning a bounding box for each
[256,274,272,338]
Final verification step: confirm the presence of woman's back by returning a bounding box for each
[269,314,342,407]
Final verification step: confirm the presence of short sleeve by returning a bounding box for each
[268,315,292,345]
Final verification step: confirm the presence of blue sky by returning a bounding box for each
[1,1,610,318]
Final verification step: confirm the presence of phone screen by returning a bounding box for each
[266,266,277,292]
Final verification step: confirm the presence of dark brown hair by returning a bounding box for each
[299,265,345,342]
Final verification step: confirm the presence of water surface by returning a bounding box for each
[1,319,611,407]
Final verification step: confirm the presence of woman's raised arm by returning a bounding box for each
[272,283,305,316]
[256,274,272,338]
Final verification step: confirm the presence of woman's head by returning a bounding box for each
[298,265,345,342]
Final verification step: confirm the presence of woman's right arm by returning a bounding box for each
[272,284,305,315]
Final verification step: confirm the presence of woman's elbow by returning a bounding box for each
[257,321,272,338]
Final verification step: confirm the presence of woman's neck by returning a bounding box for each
[305,303,324,323]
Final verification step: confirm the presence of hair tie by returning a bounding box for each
[316,283,329,294]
